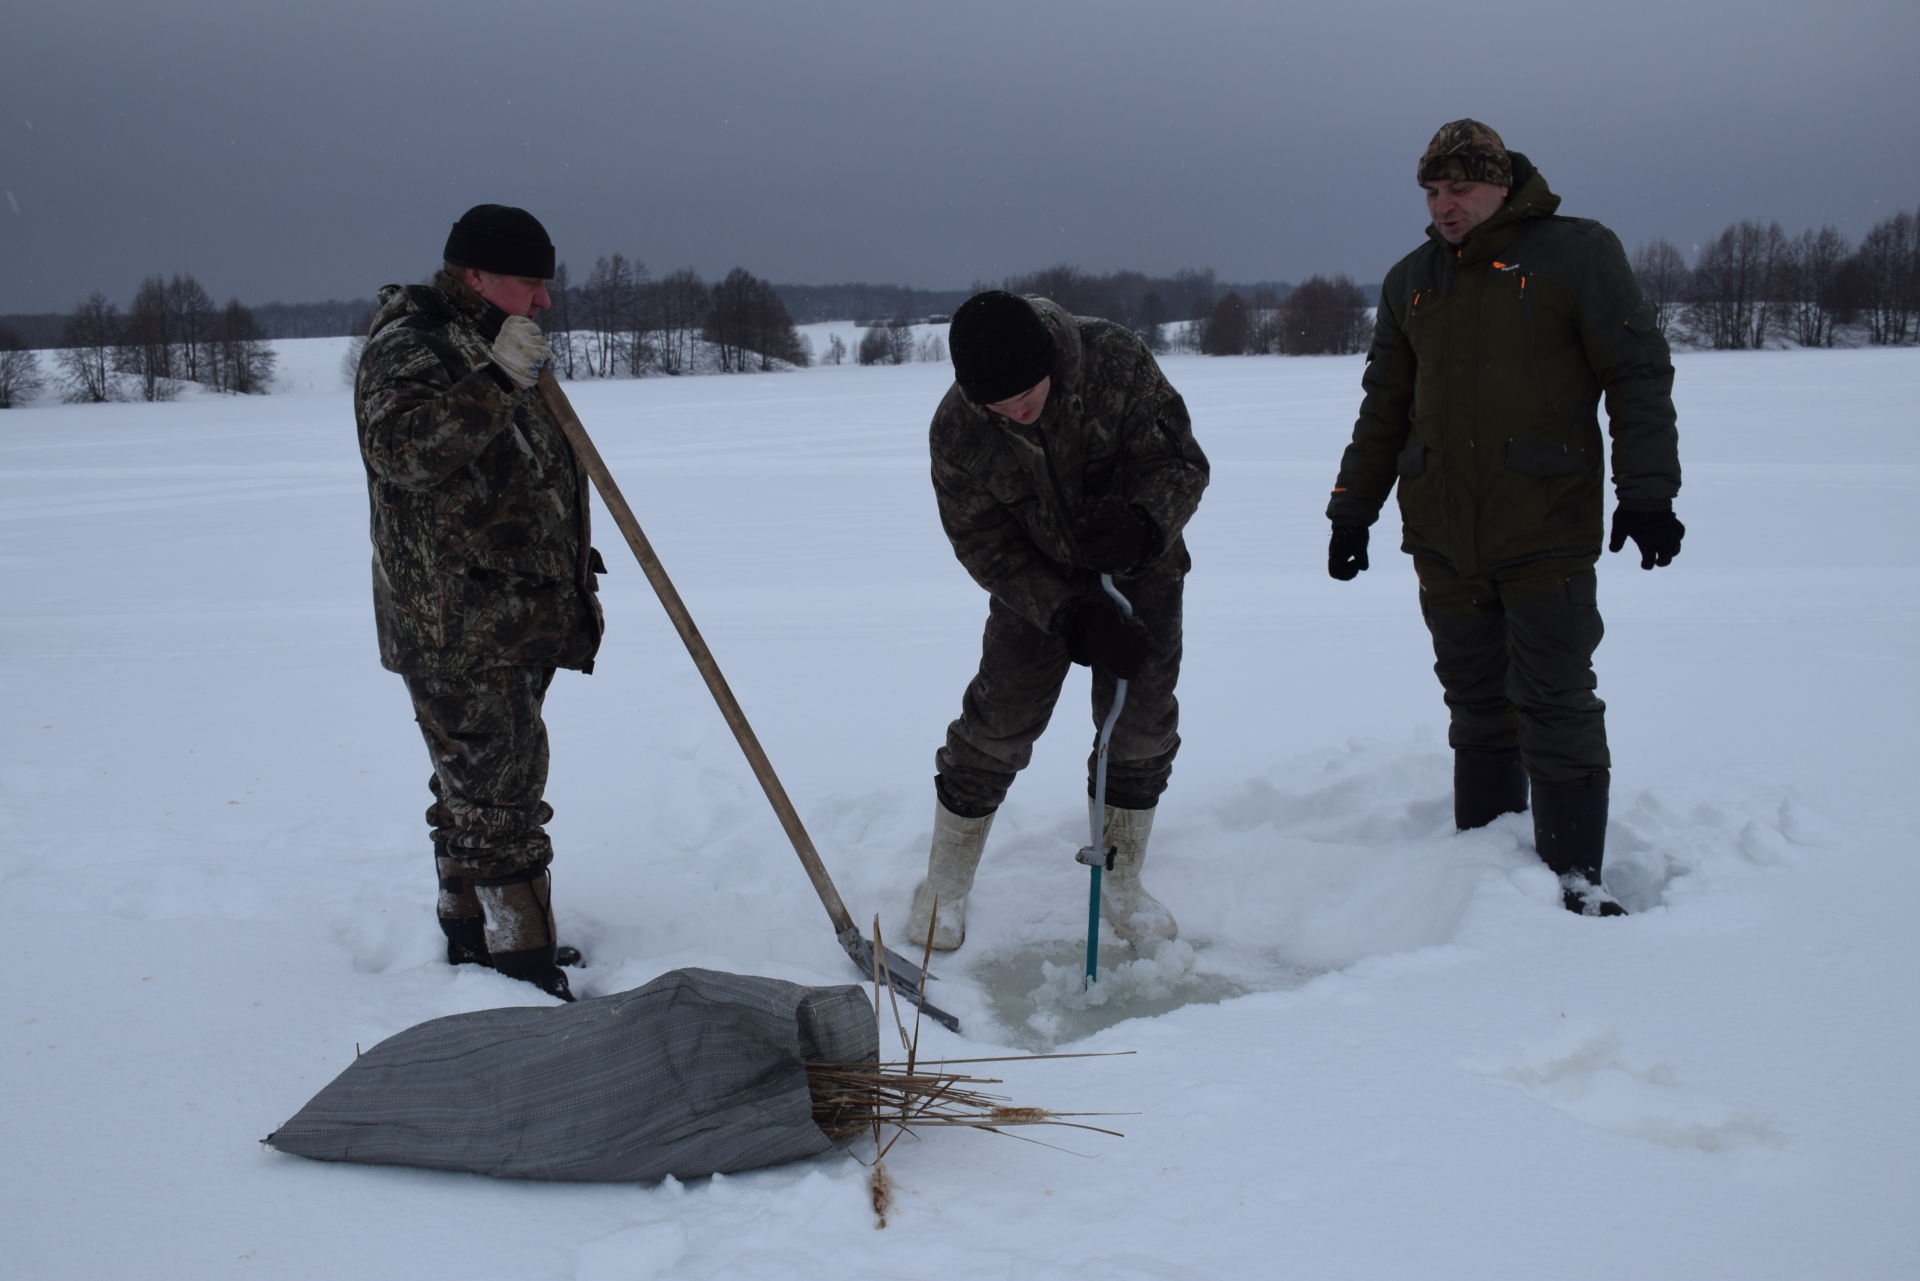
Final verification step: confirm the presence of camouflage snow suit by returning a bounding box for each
[1327,155,1681,782]
[354,277,603,881]
[930,297,1209,816]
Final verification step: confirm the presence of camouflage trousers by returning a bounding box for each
[1415,556,1610,785]
[936,572,1184,818]
[402,666,558,882]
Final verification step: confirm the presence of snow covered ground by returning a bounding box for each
[3,334,1916,1279]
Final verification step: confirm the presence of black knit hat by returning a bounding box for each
[949,291,1055,405]
[443,204,556,279]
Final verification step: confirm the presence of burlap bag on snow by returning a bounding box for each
[265,967,877,1182]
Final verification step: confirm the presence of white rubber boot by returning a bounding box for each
[1099,804,1178,945]
[906,799,993,951]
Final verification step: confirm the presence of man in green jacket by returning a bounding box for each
[1326,120,1684,916]
[909,291,1209,951]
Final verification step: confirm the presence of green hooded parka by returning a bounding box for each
[1328,154,1680,577]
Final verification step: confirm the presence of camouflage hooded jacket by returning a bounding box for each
[930,297,1209,630]
[1328,154,1680,577]
[354,281,603,676]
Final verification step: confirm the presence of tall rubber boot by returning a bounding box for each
[1454,749,1528,830]
[907,799,993,951]
[473,868,575,999]
[1100,804,1178,945]
[435,848,489,967]
[439,849,582,969]
[1533,780,1625,917]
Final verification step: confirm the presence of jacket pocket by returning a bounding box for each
[466,548,575,582]
[453,549,589,664]
[1505,436,1587,476]
[1393,439,1444,553]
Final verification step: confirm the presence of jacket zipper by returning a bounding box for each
[1032,421,1085,560]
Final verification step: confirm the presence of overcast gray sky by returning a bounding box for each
[5,0,1917,314]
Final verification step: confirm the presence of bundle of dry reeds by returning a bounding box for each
[807,1057,1124,1145]
[807,918,1128,1150]
[816,919,1131,1227]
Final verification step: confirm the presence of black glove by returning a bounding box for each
[1057,595,1154,679]
[1608,506,1685,570]
[1328,523,1370,580]
[1073,497,1159,575]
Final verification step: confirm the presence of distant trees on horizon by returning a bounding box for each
[1633,207,1920,351]
[535,258,807,378]
[1194,276,1372,356]
[0,329,46,407]
[5,202,1914,408]
[33,273,276,405]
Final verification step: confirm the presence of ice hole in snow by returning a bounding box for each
[966,938,1314,1051]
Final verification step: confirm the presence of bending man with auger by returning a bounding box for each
[908,290,1209,951]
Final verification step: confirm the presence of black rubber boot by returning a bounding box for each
[440,914,490,966]
[1454,749,1528,831]
[488,946,576,1000]
[436,852,491,966]
[474,868,575,1000]
[1533,779,1625,917]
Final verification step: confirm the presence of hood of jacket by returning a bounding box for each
[367,278,501,345]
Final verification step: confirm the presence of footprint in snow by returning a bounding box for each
[1466,1028,1785,1153]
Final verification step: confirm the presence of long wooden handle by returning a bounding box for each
[538,370,856,935]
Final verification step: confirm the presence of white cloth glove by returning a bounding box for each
[490,316,551,389]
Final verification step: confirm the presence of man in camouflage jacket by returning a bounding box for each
[908,291,1209,951]
[1326,121,1685,915]
[355,204,601,997]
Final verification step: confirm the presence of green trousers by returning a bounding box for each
[1415,556,1609,785]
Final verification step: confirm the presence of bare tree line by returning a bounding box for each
[853,318,945,367]
[10,274,277,405]
[1636,207,1920,350]
[0,329,47,408]
[969,264,1371,357]
[10,204,1914,410]
[1189,276,1373,356]
[540,259,808,378]
[836,264,1371,362]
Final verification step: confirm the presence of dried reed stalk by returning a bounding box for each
[807,1060,1127,1144]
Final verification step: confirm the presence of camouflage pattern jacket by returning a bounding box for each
[355,281,603,676]
[930,297,1209,630]
[1328,155,1680,577]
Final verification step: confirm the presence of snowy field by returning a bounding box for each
[3,333,1917,1279]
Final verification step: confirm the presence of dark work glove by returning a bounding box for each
[1072,497,1159,575]
[1328,523,1370,581]
[1607,506,1685,570]
[1057,595,1154,679]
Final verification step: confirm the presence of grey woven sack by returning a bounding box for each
[265,967,878,1182]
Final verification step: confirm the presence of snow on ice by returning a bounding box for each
[1,335,1916,1279]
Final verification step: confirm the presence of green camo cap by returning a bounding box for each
[1417,119,1512,187]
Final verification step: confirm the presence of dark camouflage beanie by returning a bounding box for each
[444,204,556,279]
[1417,119,1512,187]
[949,291,1055,405]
